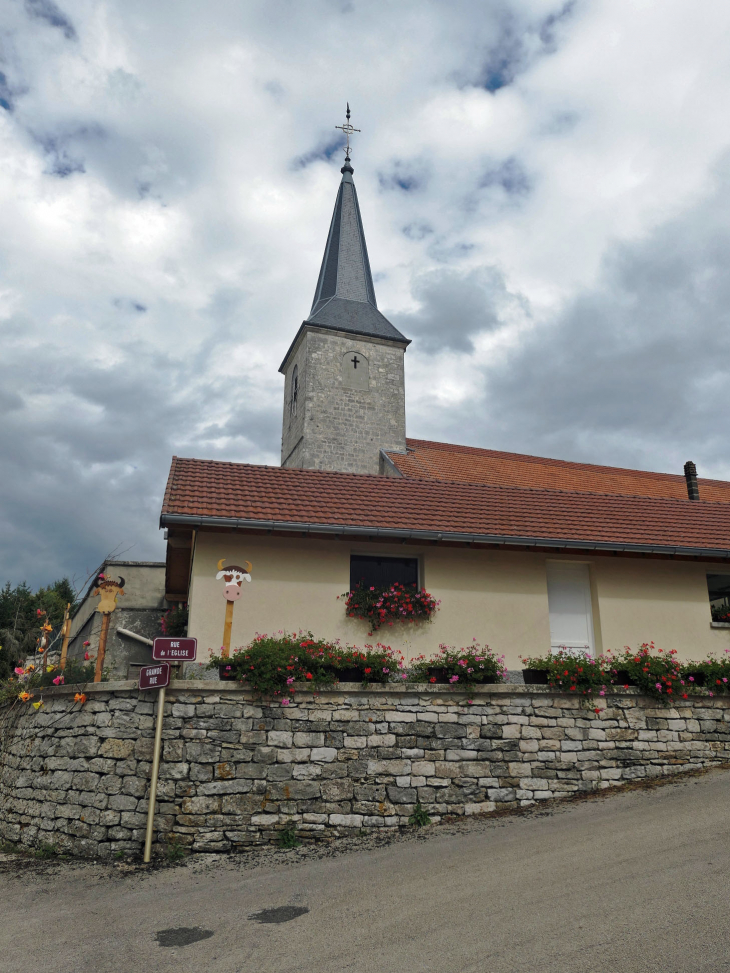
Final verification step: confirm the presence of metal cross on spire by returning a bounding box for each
[335,103,360,162]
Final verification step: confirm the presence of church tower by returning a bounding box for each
[279,107,409,475]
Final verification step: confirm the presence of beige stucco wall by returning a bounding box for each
[187,532,730,668]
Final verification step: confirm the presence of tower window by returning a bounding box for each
[290,365,298,417]
[350,554,418,591]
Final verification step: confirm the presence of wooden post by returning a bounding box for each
[143,685,166,864]
[221,600,234,659]
[59,603,71,671]
[94,613,110,683]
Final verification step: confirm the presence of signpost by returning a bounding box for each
[139,662,170,691]
[152,637,197,662]
[140,652,181,863]
[141,640,198,863]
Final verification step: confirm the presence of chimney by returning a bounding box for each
[684,461,700,501]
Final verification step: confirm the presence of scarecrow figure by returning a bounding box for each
[216,559,252,658]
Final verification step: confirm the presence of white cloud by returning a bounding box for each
[2,0,730,585]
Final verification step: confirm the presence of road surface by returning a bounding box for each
[2,769,730,973]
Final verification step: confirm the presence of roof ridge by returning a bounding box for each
[402,438,693,482]
[165,455,730,508]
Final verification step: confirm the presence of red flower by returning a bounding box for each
[305,673,313,680]
[364,667,371,674]
[429,676,436,683]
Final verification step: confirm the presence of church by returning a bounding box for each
[161,116,730,669]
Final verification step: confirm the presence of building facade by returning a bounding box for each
[161,138,730,670]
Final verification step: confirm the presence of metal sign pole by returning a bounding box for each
[143,684,166,864]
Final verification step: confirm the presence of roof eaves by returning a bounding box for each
[159,512,730,560]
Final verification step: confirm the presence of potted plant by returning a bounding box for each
[681,655,730,692]
[520,656,550,685]
[609,643,682,700]
[340,582,440,633]
[324,644,403,684]
[410,642,507,686]
[208,632,336,698]
[521,650,611,696]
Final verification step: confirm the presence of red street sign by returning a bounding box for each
[152,637,197,662]
[139,662,170,691]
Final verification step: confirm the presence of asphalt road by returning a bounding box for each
[3,770,730,973]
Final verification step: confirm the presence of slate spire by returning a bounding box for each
[305,111,408,345]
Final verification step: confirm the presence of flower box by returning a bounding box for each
[331,667,366,682]
[522,668,549,685]
[614,669,637,687]
[424,667,451,684]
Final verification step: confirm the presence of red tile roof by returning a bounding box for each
[384,439,730,503]
[161,456,730,557]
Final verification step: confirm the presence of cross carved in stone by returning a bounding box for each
[350,355,360,369]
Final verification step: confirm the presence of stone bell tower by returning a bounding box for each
[279,107,410,475]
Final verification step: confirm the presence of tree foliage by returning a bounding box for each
[0,578,79,679]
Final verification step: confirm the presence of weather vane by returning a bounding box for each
[335,103,360,162]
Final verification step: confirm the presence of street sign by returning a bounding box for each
[152,637,197,662]
[138,662,170,691]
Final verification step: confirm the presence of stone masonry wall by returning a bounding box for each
[2,681,730,858]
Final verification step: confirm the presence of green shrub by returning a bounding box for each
[165,835,186,862]
[276,826,301,849]
[408,802,431,828]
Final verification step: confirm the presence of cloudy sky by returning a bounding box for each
[3,0,730,589]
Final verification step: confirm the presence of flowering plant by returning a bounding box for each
[521,649,611,697]
[325,643,404,684]
[207,632,404,698]
[0,658,99,707]
[160,603,188,637]
[711,604,730,623]
[409,642,507,685]
[341,582,439,632]
[609,643,682,700]
[679,652,730,694]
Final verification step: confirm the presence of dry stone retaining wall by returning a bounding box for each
[1,681,730,858]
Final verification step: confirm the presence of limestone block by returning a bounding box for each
[311,748,337,763]
[387,786,417,804]
[328,814,364,828]
[465,802,496,815]
[268,731,293,747]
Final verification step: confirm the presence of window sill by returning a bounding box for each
[711,622,730,629]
